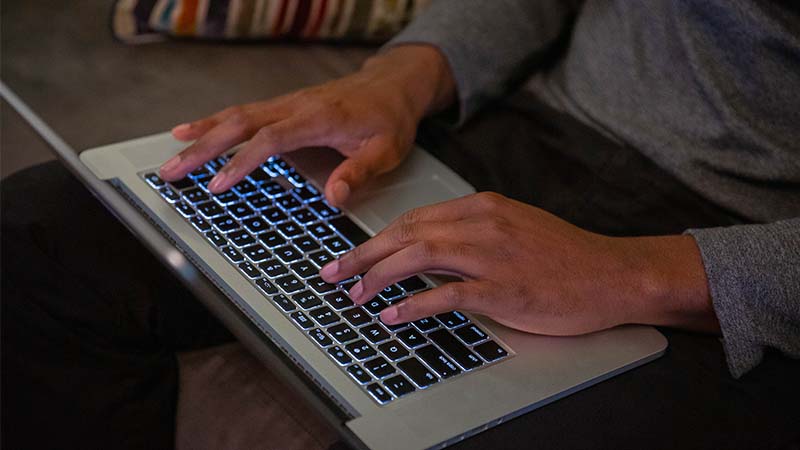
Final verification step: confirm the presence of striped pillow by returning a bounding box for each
[112,0,431,44]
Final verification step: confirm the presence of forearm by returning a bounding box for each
[361,45,456,121]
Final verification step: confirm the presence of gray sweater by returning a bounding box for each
[389,0,800,377]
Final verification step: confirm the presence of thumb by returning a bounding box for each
[324,138,403,207]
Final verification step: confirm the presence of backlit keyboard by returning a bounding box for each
[142,155,509,404]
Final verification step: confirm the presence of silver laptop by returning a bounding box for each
[5,83,666,450]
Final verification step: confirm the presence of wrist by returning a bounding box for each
[613,235,720,332]
[362,45,456,120]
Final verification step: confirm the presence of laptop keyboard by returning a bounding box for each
[142,155,510,404]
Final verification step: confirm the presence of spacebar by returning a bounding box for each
[328,216,371,246]
[429,329,483,370]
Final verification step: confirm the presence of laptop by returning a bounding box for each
[3,82,667,450]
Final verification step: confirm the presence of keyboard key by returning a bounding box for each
[229,202,254,219]
[247,193,272,210]
[276,220,304,238]
[183,187,209,204]
[412,317,440,332]
[196,201,224,218]
[322,236,352,254]
[195,174,212,190]
[397,329,427,349]
[324,292,354,310]
[159,186,180,202]
[309,306,339,326]
[292,236,320,253]
[398,276,428,293]
[347,364,372,384]
[285,171,306,187]
[474,340,508,362]
[174,201,195,217]
[232,179,257,196]
[242,244,270,262]
[397,358,438,388]
[327,323,357,344]
[221,246,244,263]
[261,180,285,197]
[211,215,239,232]
[275,245,303,263]
[292,291,322,309]
[213,190,239,205]
[293,185,321,202]
[190,215,212,231]
[270,157,290,173]
[416,345,461,379]
[345,340,377,360]
[328,216,371,246]
[258,231,286,248]
[342,307,372,327]
[307,277,337,294]
[205,230,226,247]
[361,324,390,344]
[262,207,288,225]
[308,250,334,267]
[247,168,271,184]
[364,357,395,379]
[328,346,353,365]
[307,222,335,240]
[258,259,288,278]
[378,284,404,301]
[428,329,483,370]
[238,261,261,278]
[276,194,302,211]
[378,340,409,361]
[363,298,388,315]
[454,325,489,345]
[227,229,255,247]
[290,261,317,279]
[255,278,279,295]
[309,328,333,347]
[383,374,415,398]
[366,383,392,404]
[144,172,165,187]
[384,321,409,331]
[308,200,339,219]
[169,177,195,190]
[292,208,317,225]
[291,311,314,329]
[435,311,469,329]
[242,217,270,234]
[275,274,303,293]
[270,294,295,312]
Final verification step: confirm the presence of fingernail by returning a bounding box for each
[160,155,181,174]
[208,171,227,192]
[172,123,191,134]
[349,281,363,302]
[333,180,350,205]
[319,260,339,281]
[381,306,399,324]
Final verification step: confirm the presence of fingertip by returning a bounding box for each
[171,123,194,141]
[159,155,182,180]
[319,260,340,282]
[331,180,351,206]
[380,305,399,324]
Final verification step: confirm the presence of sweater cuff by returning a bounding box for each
[686,218,800,378]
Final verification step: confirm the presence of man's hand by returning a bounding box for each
[158,45,455,207]
[320,192,720,335]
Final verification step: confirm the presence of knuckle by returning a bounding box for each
[416,240,439,261]
[224,107,252,131]
[441,284,465,309]
[473,191,506,211]
[394,223,419,246]
[399,207,422,226]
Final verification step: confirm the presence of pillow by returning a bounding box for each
[112,0,430,44]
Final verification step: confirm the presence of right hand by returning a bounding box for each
[158,45,455,207]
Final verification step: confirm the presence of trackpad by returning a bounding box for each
[351,178,463,232]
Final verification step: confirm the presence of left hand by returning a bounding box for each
[319,192,719,335]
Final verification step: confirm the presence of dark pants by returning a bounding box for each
[3,93,799,450]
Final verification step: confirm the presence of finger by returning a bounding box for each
[379,281,493,326]
[348,240,481,304]
[382,192,506,234]
[171,115,221,142]
[159,117,258,182]
[320,220,455,284]
[209,118,325,193]
[323,137,400,207]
